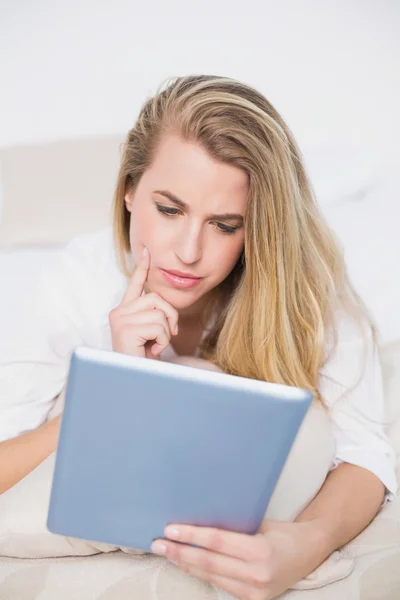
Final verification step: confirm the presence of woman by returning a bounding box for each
[0,75,397,599]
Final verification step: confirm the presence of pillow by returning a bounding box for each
[0,453,122,558]
[0,359,335,561]
[289,338,400,591]
[301,145,391,207]
[0,139,392,248]
[2,346,398,594]
[0,135,123,248]
[0,247,63,319]
[321,175,400,344]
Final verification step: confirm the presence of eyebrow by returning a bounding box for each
[153,190,244,222]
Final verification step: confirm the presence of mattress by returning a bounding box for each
[0,552,233,600]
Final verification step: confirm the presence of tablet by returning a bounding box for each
[47,347,313,552]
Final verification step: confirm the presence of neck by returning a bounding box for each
[177,288,219,328]
[178,298,208,327]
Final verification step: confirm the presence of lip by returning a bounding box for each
[162,269,202,279]
[160,268,203,289]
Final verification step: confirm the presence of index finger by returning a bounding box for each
[121,246,150,304]
[163,524,263,561]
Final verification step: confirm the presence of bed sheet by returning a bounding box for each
[0,246,62,312]
[1,495,400,600]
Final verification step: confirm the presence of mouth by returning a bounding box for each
[160,268,203,289]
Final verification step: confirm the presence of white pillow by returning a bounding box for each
[0,247,64,351]
[301,145,392,206]
[0,139,393,247]
[0,137,120,248]
[321,174,400,344]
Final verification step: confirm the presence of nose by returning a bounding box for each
[174,224,203,265]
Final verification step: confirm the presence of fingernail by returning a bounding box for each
[142,246,148,258]
[165,526,180,539]
[151,540,167,555]
[174,324,179,335]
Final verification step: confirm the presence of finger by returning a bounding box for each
[114,312,171,354]
[134,313,171,357]
[137,322,171,353]
[158,540,261,585]
[121,308,171,336]
[164,524,263,561]
[121,246,150,304]
[112,311,171,358]
[148,342,166,358]
[118,292,179,336]
[118,313,171,347]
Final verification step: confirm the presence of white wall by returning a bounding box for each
[0,0,399,152]
[0,1,399,341]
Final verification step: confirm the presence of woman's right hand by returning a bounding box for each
[109,247,179,359]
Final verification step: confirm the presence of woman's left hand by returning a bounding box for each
[151,519,327,600]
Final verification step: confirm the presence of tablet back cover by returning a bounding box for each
[47,348,312,551]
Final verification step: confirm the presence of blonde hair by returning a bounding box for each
[112,75,374,401]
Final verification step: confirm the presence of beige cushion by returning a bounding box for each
[0,136,123,248]
[0,358,335,563]
[1,344,399,597]
[0,454,123,558]
[1,499,400,600]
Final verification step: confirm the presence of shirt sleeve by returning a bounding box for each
[0,242,90,442]
[319,315,398,505]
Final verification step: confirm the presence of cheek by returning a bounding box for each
[210,237,244,278]
[129,204,153,256]
[129,204,169,264]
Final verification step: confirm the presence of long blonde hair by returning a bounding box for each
[113,75,374,401]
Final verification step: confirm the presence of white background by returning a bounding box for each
[0,0,399,151]
[0,0,399,342]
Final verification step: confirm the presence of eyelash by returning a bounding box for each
[155,204,239,235]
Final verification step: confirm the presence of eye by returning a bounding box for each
[156,203,239,234]
[156,204,181,216]
[214,223,240,235]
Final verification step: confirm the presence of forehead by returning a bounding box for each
[143,135,249,212]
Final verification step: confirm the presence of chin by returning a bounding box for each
[159,288,202,310]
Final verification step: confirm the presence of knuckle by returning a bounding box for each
[248,566,271,587]
[156,320,169,334]
[167,304,179,319]
[153,309,166,321]
[208,529,223,553]
[172,547,181,563]
[144,322,157,335]
[147,292,159,302]
[108,308,118,321]
[199,551,214,572]
[257,538,273,562]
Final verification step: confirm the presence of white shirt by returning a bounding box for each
[0,227,397,503]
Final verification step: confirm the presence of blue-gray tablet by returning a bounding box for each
[47,347,313,552]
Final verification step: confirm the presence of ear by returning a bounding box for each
[124,190,132,213]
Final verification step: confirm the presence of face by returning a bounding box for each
[124,135,248,321]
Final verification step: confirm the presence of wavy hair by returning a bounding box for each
[112,75,374,401]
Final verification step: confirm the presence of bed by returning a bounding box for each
[0,139,399,599]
